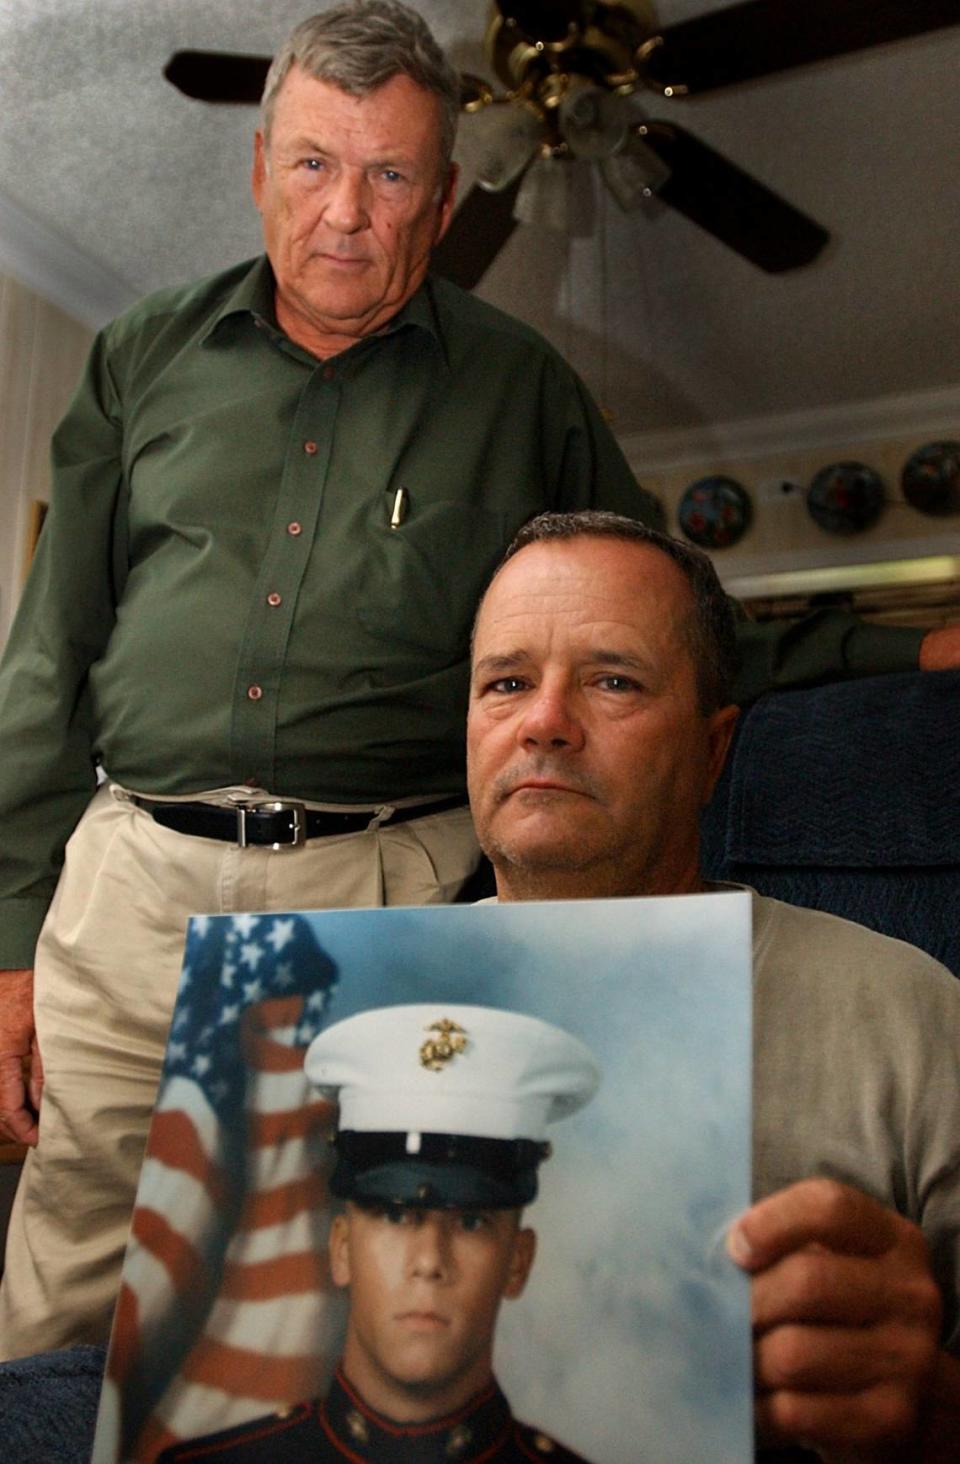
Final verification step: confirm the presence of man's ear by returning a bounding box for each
[329,1212,351,1289]
[701,703,739,807]
[251,130,267,210]
[433,162,459,245]
[503,1226,537,1301]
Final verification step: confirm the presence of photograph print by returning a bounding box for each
[92,890,753,1464]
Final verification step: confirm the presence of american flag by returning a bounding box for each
[92,912,344,1462]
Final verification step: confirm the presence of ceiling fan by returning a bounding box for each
[164,0,960,286]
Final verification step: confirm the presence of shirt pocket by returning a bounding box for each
[356,497,512,656]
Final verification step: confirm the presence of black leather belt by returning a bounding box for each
[131,795,467,848]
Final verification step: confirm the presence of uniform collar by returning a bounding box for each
[201,256,447,366]
[319,1365,512,1463]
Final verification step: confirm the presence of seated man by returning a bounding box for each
[466,509,960,1463]
[158,1003,600,1462]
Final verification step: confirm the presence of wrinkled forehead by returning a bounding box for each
[267,65,444,151]
[473,537,696,661]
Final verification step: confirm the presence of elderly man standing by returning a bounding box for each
[0,1,666,1359]
[466,511,960,1462]
[0,0,954,1362]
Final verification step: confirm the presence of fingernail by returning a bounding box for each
[726,1222,754,1266]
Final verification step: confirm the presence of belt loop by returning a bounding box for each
[366,805,397,832]
[236,805,250,849]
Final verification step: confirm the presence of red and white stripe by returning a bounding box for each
[96,996,343,1462]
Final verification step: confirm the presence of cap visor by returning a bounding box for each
[332,1159,536,1209]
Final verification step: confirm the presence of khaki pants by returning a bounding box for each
[0,783,479,1359]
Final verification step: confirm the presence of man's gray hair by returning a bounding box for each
[494,510,741,715]
[260,1,461,171]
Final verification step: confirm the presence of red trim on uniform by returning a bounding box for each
[317,1402,369,1463]
[335,1365,498,1436]
[320,1382,512,1464]
[162,1405,311,1459]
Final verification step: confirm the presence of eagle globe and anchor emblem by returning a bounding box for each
[419,1017,470,1072]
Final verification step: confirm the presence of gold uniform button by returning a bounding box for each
[533,1434,557,1454]
[304,439,318,455]
[266,592,282,607]
[345,1409,369,1443]
[445,1423,472,1456]
[287,521,303,536]
[247,685,263,701]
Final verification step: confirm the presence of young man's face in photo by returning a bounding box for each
[330,1201,535,1410]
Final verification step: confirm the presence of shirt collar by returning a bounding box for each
[201,256,448,366]
[320,1366,512,1463]
[200,256,279,344]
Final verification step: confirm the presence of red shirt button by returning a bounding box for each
[247,685,263,701]
[287,521,302,536]
[267,592,282,607]
[304,440,318,455]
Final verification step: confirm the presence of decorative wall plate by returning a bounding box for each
[806,461,885,535]
[677,475,753,549]
[901,441,960,516]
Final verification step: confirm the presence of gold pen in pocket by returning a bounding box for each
[389,486,408,529]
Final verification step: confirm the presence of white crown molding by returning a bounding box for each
[0,188,139,328]
[618,385,960,472]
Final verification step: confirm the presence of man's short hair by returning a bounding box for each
[260,0,461,173]
[495,511,740,714]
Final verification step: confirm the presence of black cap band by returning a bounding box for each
[330,1130,551,1208]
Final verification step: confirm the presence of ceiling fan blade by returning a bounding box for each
[512,157,597,237]
[430,171,529,290]
[600,139,672,210]
[469,101,546,191]
[635,120,829,272]
[164,50,271,104]
[493,1,584,45]
[643,0,960,96]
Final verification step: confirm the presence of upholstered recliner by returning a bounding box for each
[701,667,960,978]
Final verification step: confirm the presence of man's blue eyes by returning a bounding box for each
[300,160,403,182]
[488,675,638,693]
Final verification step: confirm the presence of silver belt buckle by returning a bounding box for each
[235,799,306,850]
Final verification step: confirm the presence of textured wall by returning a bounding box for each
[0,273,92,646]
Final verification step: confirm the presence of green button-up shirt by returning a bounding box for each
[0,258,923,965]
[0,257,670,962]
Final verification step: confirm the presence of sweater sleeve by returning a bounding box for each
[732,607,924,704]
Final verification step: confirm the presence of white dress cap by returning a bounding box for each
[304,1003,599,1144]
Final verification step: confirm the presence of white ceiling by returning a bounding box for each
[2,1,959,439]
